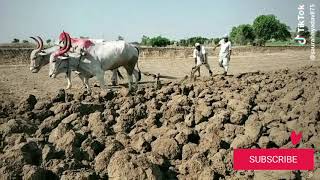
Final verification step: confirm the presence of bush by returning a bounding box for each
[178,37,216,47]
[150,36,171,47]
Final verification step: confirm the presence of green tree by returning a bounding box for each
[22,40,29,43]
[149,36,171,47]
[296,26,310,39]
[179,39,187,46]
[178,37,214,46]
[141,35,151,46]
[213,38,220,45]
[230,27,237,42]
[186,37,208,46]
[12,38,19,43]
[230,24,255,45]
[253,15,291,45]
[274,23,291,41]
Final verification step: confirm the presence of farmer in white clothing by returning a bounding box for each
[214,34,232,75]
[191,43,213,77]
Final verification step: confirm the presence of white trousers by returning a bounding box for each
[219,54,230,72]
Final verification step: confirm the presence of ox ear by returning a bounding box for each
[58,56,69,60]
[38,51,47,56]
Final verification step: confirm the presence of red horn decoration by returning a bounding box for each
[30,36,40,49]
[54,32,71,57]
[54,32,67,57]
[37,36,44,50]
[59,31,67,42]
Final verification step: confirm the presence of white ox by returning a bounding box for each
[49,33,141,92]
[29,36,123,90]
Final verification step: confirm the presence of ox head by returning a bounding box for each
[49,32,72,78]
[29,36,48,73]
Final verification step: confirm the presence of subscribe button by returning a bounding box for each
[234,149,314,170]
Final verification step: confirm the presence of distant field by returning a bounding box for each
[265,41,300,46]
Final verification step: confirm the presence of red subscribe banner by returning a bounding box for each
[234,149,314,170]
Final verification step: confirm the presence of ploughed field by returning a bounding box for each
[0,49,319,179]
[0,49,318,101]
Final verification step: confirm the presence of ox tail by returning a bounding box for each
[117,69,124,80]
[136,61,141,81]
[134,46,141,81]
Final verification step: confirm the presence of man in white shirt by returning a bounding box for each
[214,34,232,75]
[191,43,213,77]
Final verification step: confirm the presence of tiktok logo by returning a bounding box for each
[296,4,306,46]
[294,35,306,45]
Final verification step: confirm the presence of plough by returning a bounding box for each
[142,72,177,89]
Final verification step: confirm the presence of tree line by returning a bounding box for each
[12,38,52,45]
[140,36,220,47]
[12,14,320,47]
[140,14,320,47]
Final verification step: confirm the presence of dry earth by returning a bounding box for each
[0,50,318,102]
[0,49,319,179]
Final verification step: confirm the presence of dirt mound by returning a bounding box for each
[0,65,319,179]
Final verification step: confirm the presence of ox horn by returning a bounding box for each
[64,33,72,52]
[54,32,71,57]
[30,36,40,49]
[37,36,44,50]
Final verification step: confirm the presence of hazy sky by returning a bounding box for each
[0,0,319,43]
